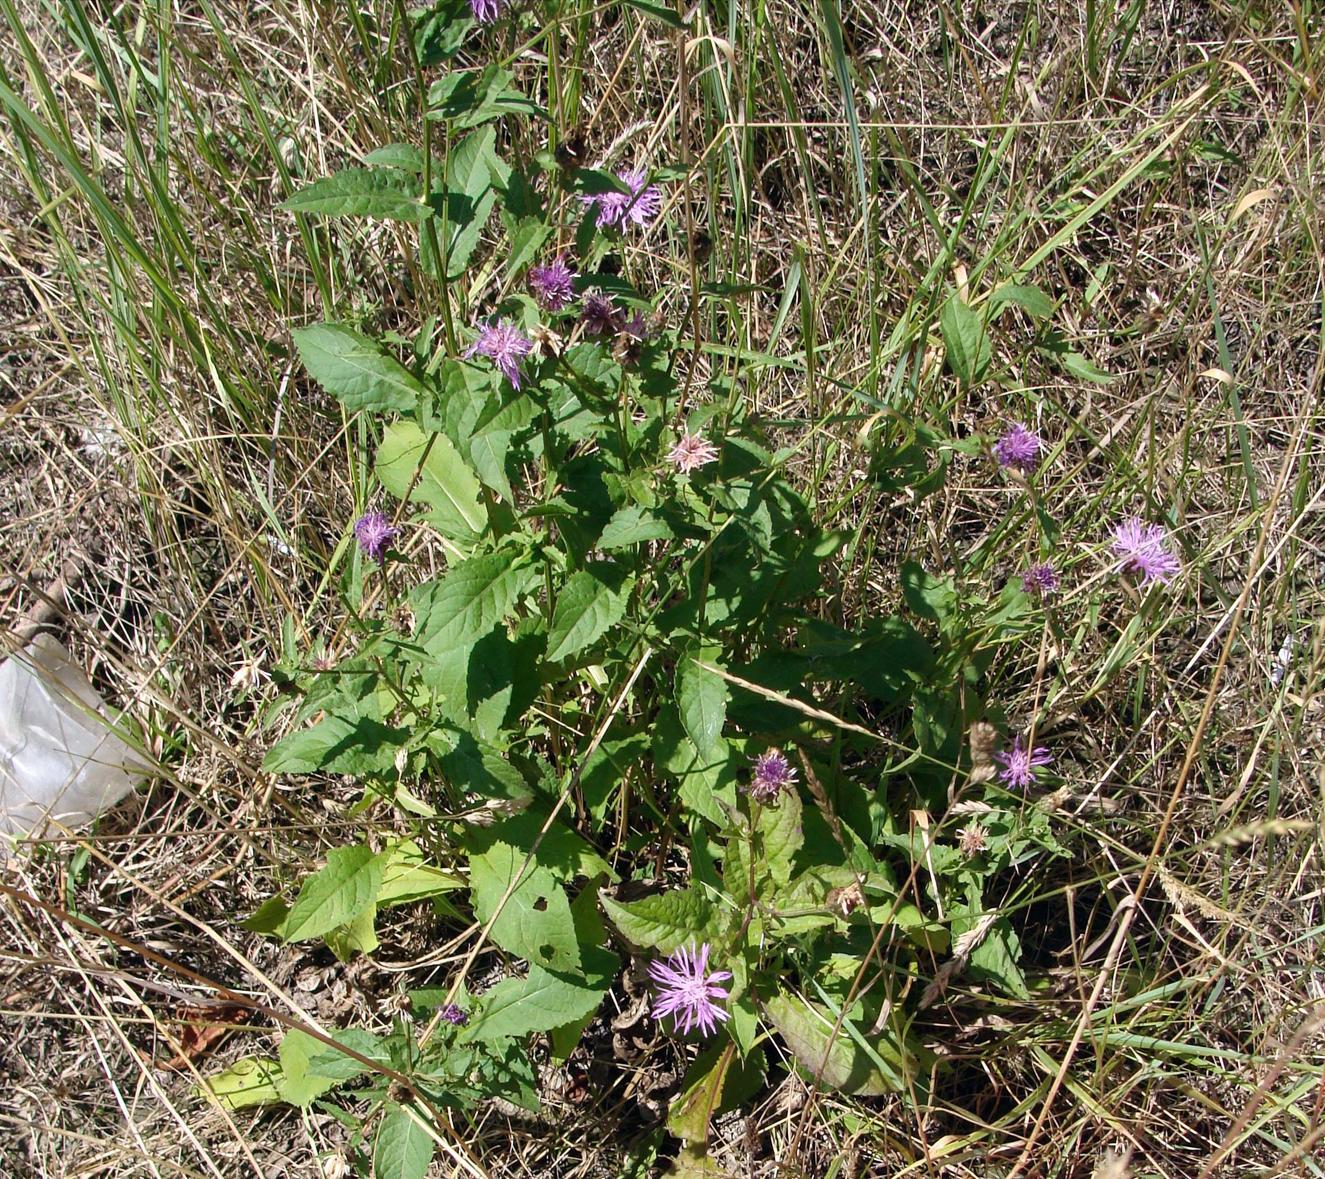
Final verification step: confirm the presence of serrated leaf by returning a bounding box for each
[468,841,580,972]
[281,168,429,222]
[411,551,532,655]
[753,787,802,891]
[283,845,385,943]
[597,504,672,550]
[546,566,631,662]
[197,1056,282,1110]
[764,993,916,1095]
[375,420,486,540]
[262,712,406,776]
[377,840,465,907]
[294,323,425,414]
[466,959,611,1042]
[939,295,991,386]
[467,426,514,502]
[678,646,728,761]
[303,1028,393,1084]
[600,886,717,953]
[374,1105,435,1179]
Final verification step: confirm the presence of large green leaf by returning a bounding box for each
[411,550,533,655]
[600,885,718,954]
[294,323,425,413]
[763,993,916,1095]
[262,712,405,776]
[373,1105,435,1179]
[467,841,580,972]
[465,958,612,1042]
[752,786,802,892]
[598,504,673,550]
[281,168,429,222]
[939,294,991,386]
[283,844,385,943]
[375,420,486,540]
[546,565,631,662]
[678,646,728,761]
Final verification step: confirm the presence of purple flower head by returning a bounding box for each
[466,319,533,389]
[528,255,577,312]
[580,291,622,337]
[994,735,1052,790]
[666,431,719,474]
[1021,562,1060,595]
[622,311,651,340]
[439,1003,468,1026]
[1110,518,1181,586]
[648,942,732,1037]
[353,512,398,564]
[581,168,662,231]
[994,423,1043,472]
[748,749,797,804]
[468,0,507,23]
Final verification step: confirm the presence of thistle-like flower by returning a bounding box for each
[468,0,507,23]
[528,255,577,312]
[994,735,1052,790]
[648,943,731,1037]
[748,749,796,804]
[579,291,622,337]
[666,432,719,474]
[1110,518,1180,586]
[466,319,533,389]
[353,512,398,564]
[957,822,988,857]
[439,1003,468,1026]
[994,423,1043,472]
[1021,562,1060,595]
[581,168,662,230]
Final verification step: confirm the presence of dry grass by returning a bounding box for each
[1,0,1322,1176]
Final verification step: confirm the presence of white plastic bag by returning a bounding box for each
[0,634,150,840]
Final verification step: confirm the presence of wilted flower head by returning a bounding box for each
[466,319,533,388]
[528,255,577,312]
[581,168,662,230]
[580,291,622,337]
[648,943,731,1037]
[994,735,1052,790]
[1021,562,1060,595]
[439,1003,468,1026]
[1110,518,1180,586]
[994,423,1043,471]
[666,431,719,474]
[468,0,507,22]
[957,822,988,857]
[353,512,398,563]
[748,749,797,803]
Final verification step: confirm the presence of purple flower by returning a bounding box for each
[581,168,662,231]
[580,291,622,337]
[468,0,507,22]
[648,943,732,1037]
[1110,518,1181,586]
[353,512,398,563]
[1021,562,1060,594]
[466,319,533,389]
[665,432,719,474]
[748,749,796,804]
[994,423,1043,472]
[994,735,1052,790]
[439,1003,468,1026]
[528,255,577,312]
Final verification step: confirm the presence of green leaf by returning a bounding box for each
[753,787,802,891]
[373,1105,435,1179]
[412,550,533,654]
[900,561,958,628]
[989,283,1056,319]
[969,916,1030,999]
[598,505,673,550]
[667,1046,733,1144]
[303,1028,393,1083]
[375,420,486,540]
[678,646,728,761]
[622,0,688,27]
[283,845,385,943]
[413,0,472,66]
[378,840,465,906]
[197,1057,282,1110]
[939,294,991,386]
[427,65,547,127]
[467,427,514,502]
[546,565,632,662]
[466,959,611,1042]
[276,1030,340,1107]
[294,324,425,414]
[600,885,717,954]
[280,168,429,222]
[468,841,580,972]
[262,712,406,776]
[763,993,913,1096]
[325,902,379,961]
